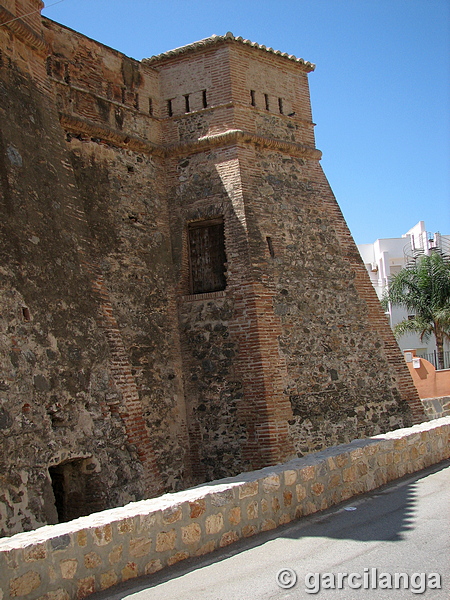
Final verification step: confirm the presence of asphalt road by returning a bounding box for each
[90,460,450,600]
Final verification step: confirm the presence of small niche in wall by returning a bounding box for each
[22,307,31,321]
[184,94,190,113]
[266,236,275,258]
[64,63,70,85]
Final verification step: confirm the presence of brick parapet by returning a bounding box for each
[0,418,448,600]
[0,3,47,55]
[0,2,50,90]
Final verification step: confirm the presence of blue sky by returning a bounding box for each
[43,0,449,245]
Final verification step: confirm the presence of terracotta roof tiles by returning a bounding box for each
[143,32,315,71]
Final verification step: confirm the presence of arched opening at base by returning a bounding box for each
[48,458,106,523]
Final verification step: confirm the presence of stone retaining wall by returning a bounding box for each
[1,417,449,600]
[422,397,450,420]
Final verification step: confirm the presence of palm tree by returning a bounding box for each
[382,251,450,370]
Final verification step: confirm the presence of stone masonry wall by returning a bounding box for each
[422,397,450,420]
[0,417,448,600]
[42,19,192,493]
[312,161,425,424]
[167,146,250,482]
[0,52,147,535]
[239,146,415,453]
[0,5,191,536]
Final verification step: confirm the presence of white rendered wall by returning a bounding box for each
[357,222,450,361]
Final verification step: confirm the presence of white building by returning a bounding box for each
[358,221,450,367]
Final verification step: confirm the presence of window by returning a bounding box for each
[184,94,190,113]
[188,218,227,294]
[389,265,402,276]
[167,99,173,117]
[202,90,208,108]
[250,90,256,106]
[278,97,284,114]
[264,93,270,111]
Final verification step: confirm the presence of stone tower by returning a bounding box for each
[0,2,424,536]
[145,33,424,479]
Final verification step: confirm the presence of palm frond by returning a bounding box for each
[393,318,433,341]
[384,253,450,316]
[384,253,450,348]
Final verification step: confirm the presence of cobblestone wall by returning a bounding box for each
[0,15,190,536]
[421,397,450,420]
[0,418,448,600]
